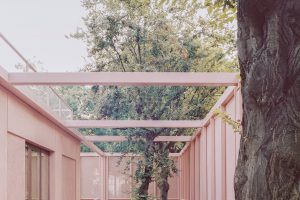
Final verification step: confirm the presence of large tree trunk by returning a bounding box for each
[235,0,300,199]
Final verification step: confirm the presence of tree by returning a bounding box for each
[66,1,237,199]
[229,0,300,199]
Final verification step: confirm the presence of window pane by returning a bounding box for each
[31,149,41,200]
[25,146,30,200]
[41,152,49,200]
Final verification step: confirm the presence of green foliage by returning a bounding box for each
[213,108,241,134]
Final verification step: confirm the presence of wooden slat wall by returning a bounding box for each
[178,86,242,200]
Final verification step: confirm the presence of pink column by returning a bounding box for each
[210,118,216,200]
[214,106,227,200]
[200,128,207,200]
[50,143,62,200]
[190,141,195,200]
[0,87,7,200]
[195,135,200,200]
[7,134,25,200]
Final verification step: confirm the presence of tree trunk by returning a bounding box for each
[136,138,154,200]
[137,164,152,200]
[159,174,170,200]
[157,143,170,200]
[235,0,300,199]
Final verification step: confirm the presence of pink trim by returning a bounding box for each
[9,72,239,86]
[85,135,192,142]
[65,119,203,128]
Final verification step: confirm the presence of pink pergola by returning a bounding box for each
[0,33,240,157]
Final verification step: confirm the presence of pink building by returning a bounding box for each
[0,34,241,200]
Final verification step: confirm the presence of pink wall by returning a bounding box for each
[0,85,81,200]
[178,86,242,200]
[80,153,180,200]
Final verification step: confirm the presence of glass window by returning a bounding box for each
[25,144,49,200]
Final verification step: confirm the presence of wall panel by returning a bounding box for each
[62,156,77,200]
[0,86,7,200]
[7,134,26,200]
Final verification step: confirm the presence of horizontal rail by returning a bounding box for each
[85,135,192,142]
[8,72,239,86]
[64,120,203,128]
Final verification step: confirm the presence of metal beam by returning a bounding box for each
[9,72,239,86]
[64,120,203,128]
[85,135,192,142]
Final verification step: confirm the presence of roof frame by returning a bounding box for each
[85,135,192,142]
[65,120,203,128]
[8,72,239,86]
[0,33,241,157]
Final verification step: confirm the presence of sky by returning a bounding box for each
[0,0,87,72]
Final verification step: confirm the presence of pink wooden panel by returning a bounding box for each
[62,156,77,200]
[170,157,180,199]
[214,117,226,200]
[80,156,102,199]
[200,128,207,200]
[0,87,7,200]
[108,157,131,199]
[183,149,190,200]
[195,135,200,200]
[7,134,25,200]
[206,123,215,200]
[190,141,195,200]
[225,97,236,200]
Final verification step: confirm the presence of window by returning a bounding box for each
[25,144,49,200]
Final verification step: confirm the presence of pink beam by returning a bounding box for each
[85,135,192,142]
[9,72,239,86]
[64,120,203,128]
[103,152,180,157]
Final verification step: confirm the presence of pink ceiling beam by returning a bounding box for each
[103,152,181,157]
[64,120,203,128]
[85,135,192,142]
[8,72,239,86]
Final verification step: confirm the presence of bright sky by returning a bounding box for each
[0,0,87,72]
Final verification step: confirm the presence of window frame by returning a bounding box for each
[25,143,50,200]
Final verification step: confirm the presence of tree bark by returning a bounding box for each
[159,171,170,200]
[137,164,152,200]
[136,138,154,200]
[235,0,300,199]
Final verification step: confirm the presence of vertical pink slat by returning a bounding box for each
[207,123,213,200]
[195,135,200,200]
[186,148,190,200]
[210,118,216,200]
[214,106,227,200]
[178,156,182,199]
[0,87,7,200]
[225,97,236,200]
[200,128,207,200]
[190,141,195,200]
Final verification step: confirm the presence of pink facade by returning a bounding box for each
[0,85,81,200]
[178,86,242,200]
[80,153,180,200]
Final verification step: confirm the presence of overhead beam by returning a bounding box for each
[8,72,239,86]
[64,120,203,128]
[85,135,192,142]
